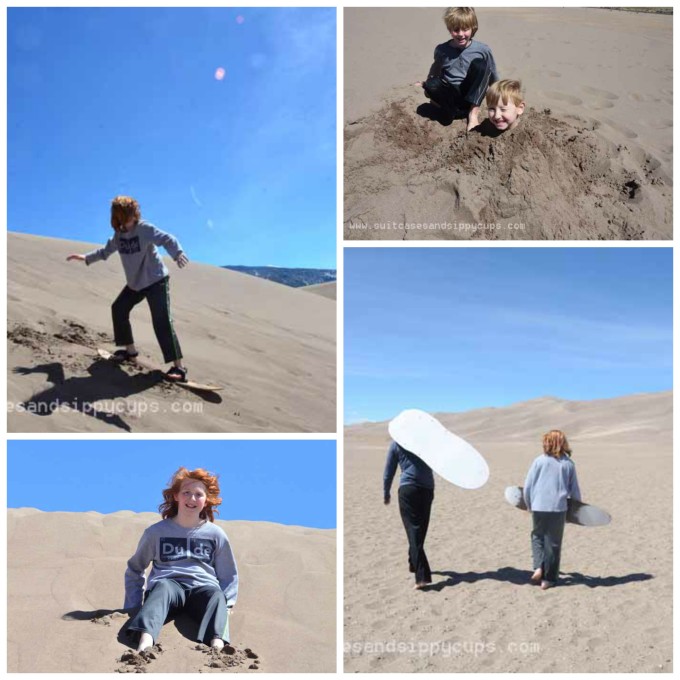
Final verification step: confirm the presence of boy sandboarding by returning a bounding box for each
[67,196,190,383]
[418,7,499,131]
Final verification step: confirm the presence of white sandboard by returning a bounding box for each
[504,485,611,527]
[388,409,489,489]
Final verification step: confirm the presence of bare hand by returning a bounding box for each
[176,253,189,269]
[66,254,86,262]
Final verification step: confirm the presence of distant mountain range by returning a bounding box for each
[221,266,337,288]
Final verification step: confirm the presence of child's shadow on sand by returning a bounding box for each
[13,359,222,432]
[426,567,653,591]
[13,361,162,432]
[415,105,504,138]
[63,607,204,648]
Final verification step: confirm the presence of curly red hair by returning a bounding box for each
[159,467,222,522]
[111,195,141,232]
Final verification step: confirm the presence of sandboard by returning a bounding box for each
[97,349,223,392]
[388,409,489,489]
[504,485,611,527]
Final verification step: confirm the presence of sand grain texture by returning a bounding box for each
[344,8,672,240]
[8,233,336,433]
[8,510,336,673]
[344,392,672,672]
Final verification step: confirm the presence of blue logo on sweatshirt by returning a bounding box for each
[159,537,215,563]
[119,236,141,255]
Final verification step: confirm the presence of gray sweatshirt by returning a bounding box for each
[124,518,238,610]
[383,440,435,500]
[432,39,499,88]
[523,454,582,513]
[85,220,184,291]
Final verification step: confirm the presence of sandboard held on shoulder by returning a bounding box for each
[388,409,489,489]
[504,485,611,527]
[97,348,223,392]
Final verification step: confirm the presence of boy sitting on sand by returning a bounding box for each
[486,79,525,132]
[124,467,238,653]
[418,7,498,131]
[67,196,189,382]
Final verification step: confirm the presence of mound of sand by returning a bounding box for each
[8,509,335,673]
[344,391,672,672]
[344,8,673,241]
[344,98,670,240]
[302,282,337,300]
[8,232,336,433]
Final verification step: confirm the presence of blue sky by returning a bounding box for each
[7,440,336,529]
[345,248,672,423]
[8,7,336,268]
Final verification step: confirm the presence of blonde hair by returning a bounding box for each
[443,7,478,37]
[542,430,572,459]
[110,195,141,232]
[486,80,524,108]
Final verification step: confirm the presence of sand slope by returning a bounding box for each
[344,392,672,672]
[8,509,336,673]
[8,232,336,433]
[344,8,673,240]
[303,282,337,300]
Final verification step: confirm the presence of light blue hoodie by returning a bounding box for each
[523,453,582,513]
[85,220,184,291]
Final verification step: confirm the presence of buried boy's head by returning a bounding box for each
[486,80,525,131]
[443,7,478,48]
[160,467,222,522]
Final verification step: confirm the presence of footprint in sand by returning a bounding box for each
[117,644,164,673]
[544,91,583,106]
[601,117,638,139]
[586,100,615,110]
[581,86,618,100]
[197,644,261,671]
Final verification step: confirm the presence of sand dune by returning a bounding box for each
[8,509,336,673]
[303,281,337,300]
[344,8,672,240]
[8,232,336,433]
[344,392,672,672]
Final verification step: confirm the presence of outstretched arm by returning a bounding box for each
[124,530,154,610]
[215,533,239,609]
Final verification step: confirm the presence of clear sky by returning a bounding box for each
[8,7,336,269]
[7,440,336,529]
[345,248,672,423]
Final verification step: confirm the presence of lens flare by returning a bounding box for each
[214,67,226,81]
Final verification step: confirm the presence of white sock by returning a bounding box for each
[210,637,225,651]
[137,632,154,652]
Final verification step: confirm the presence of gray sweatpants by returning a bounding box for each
[531,511,567,583]
[127,579,230,645]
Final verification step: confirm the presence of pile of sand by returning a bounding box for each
[8,510,336,673]
[344,392,672,672]
[345,97,670,240]
[8,232,336,433]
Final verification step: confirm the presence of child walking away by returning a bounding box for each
[67,196,189,382]
[383,440,435,590]
[523,430,581,590]
[419,7,498,130]
[124,467,238,653]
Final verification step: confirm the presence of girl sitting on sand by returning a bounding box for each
[124,467,238,653]
[67,195,189,382]
[523,430,581,590]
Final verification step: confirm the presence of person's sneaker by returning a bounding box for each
[165,366,188,383]
[111,349,139,362]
